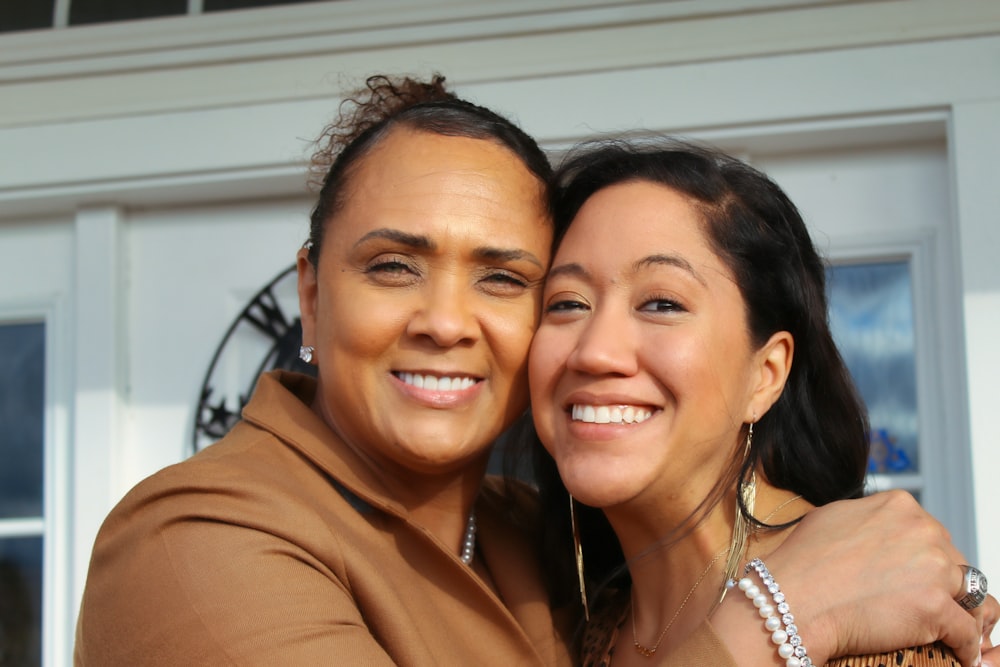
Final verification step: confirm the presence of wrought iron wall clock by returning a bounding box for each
[192,264,315,453]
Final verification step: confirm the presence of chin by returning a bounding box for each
[559,470,634,509]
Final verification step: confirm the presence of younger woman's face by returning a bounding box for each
[298,127,552,480]
[529,180,773,510]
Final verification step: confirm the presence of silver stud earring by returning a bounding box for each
[299,345,315,364]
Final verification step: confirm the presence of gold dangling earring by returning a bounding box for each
[719,421,757,606]
[570,494,590,621]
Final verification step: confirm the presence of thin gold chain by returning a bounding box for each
[630,494,803,658]
[761,494,803,523]
[631,546,729,657]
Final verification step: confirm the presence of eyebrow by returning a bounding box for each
[474,246,544,269]
[354,227,544,269]
[354,228,434,250]
[636,254,707,287]
[546,262,590,282]
[547,254,707,286]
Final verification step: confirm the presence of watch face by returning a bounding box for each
[192,264,316,452]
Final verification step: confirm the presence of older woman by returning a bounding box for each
[529,137,996,666]
[76,78,992,665]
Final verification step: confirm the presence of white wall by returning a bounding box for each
[1,1,998,663]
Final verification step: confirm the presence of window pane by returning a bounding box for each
[69,0,186,26]
[204,0,326,12]
[0,1,55,33]
[0,536,43,666]
[0,322,45,519]
[826,261,918,475]
[204,0,326,11]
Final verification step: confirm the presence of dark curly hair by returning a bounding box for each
[304,74,553,267]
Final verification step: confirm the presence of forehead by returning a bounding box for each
[335,127,550,243]
[560,180,716,259]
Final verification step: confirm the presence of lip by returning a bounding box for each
[392,370,484,408]
[563,390,658,413]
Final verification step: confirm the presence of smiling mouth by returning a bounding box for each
[395,372,479,391]
[571,404,654,424]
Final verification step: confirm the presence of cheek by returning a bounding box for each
[317,289,406,357]
[527,327,561,390]
[527,327,568,440]
[662,335,750,421]
[489,300,540,369]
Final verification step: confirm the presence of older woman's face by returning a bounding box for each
[298,127,551,479]
[529,180,769,510]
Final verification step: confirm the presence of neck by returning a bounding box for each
[615,482,810,655]
[399,470,487,565]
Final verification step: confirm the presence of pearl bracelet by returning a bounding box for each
[731,557,812,667]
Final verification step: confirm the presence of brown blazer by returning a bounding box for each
[75,371,576,666]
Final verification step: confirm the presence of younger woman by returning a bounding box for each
[530,137,995,666]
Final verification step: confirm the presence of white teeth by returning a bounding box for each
[595,406,611,423]
[571,404,653,424]
[399,372,475,391]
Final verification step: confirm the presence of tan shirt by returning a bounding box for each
[75,370,575,666]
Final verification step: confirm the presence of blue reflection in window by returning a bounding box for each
[0,536,43,665]
[0,322,45,518]
[826,262,918,474]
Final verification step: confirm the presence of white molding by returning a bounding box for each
[0,518,45,537]
[2,0,999,128]
[3,34,997,222]
[0,0,883,72]
[949,100,1000,576]
[71,207,125,614]
[45,293,74,667]
[866,473,923,494]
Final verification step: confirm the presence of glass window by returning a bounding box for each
[0,1,55,33]
[826,261,918,477]
[69,0,186,26]
[0,323,45,519]
[0,536,43,665]
[0,321,45,665]
[204,0,325,11]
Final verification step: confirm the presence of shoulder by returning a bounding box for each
[91,418,354,580]
[107,419,319,524]
[826,642,959,667]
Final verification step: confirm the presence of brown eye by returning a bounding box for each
[638,298,684,313]
[365,256,420,286]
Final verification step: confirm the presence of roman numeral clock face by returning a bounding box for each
[192,265,316,453]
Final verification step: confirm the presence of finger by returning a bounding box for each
[932,597,985,667]
[984,594,999,645]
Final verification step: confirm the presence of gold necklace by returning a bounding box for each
[631,546,729,658]
[761,494,803,523]
[630,494,804,658]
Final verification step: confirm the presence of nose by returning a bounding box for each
[405,276,480,348]
[565,305,638,376]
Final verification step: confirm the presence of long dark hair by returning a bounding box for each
[526,136,870,605]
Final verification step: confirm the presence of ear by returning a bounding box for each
[745,330,793,423]
[296,247,318,347]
